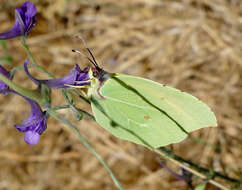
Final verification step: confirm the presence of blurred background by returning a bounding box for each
[0,0,241,189]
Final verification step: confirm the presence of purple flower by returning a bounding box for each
[0,64,13,94]
[24,60,90,89]
[0,2,37,40]
[13,91,47,145]
[0,65,46,145]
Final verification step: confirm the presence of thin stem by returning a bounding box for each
[0,40,14,65]
[158,148,241,184]
[62,89,95,121]
[154,148,229,190]
[0,74,42,104]
[21,37,54,78]
[51,105,70,110]
[11,64,36,73]
[76,108,95,121]
[47,108,124,190]
[69,89,91,105]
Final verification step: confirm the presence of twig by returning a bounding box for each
[158,148,241,184]
[154,148,241,190]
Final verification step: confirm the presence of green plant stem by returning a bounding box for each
[51,105,70,110]
[21,37,54,78]
[52,104,95,120]
[158,148,241,184]
[0,74,42,104]
[154,148,238,190]
[47,108,124,190]
[0,40,14,65]
[69,89,90,104]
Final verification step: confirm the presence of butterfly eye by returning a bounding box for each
[93,70,98,77]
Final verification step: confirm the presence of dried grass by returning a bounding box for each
[0,0,241,189]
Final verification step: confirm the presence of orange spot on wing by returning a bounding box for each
[144,115,150,120]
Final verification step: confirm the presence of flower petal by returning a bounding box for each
[14,95,46,133]
[23,2,37,18]
[0,24,21,40]
[24,131,40,145]
[14,100,45,130]
[0,2,37,39]
[24,60,90,89]
[10,91,48,145]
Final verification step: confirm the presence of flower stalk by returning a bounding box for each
[0,73,43,104]
[21,36,54,78]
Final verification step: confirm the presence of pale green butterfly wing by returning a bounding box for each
[90,74,217,148]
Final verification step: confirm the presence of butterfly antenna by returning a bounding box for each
[72,49,96,66]
[75,35,101,69]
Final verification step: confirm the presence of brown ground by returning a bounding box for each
[0,0,241,190]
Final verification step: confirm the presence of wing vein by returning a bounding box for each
[103,95,153,110]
